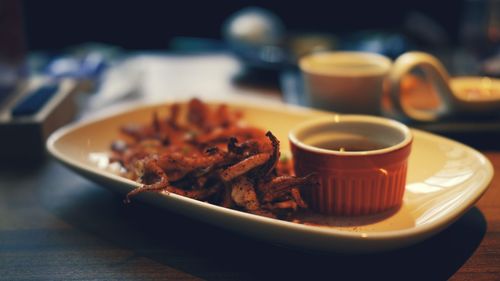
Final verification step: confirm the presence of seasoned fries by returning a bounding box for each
[110,98,316,219]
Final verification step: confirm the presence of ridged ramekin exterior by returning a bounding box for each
[291,141,412,216]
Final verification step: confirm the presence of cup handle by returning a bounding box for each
[389,52,457,122]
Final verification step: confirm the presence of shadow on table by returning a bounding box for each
[44,177,486,281]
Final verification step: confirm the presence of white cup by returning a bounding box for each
[300,51,391,115]
[299,51,459,120]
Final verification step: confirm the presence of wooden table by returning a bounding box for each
[1,54,499,280]
[0,153,497,280]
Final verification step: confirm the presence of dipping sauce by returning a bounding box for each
[308,138,388,152]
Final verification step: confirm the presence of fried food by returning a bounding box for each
[110,98,317,219]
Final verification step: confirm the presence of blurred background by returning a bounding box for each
[13,0,500,74]
[23,1,462,50]
[2,0,500,158]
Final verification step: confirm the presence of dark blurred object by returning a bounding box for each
[22,1,463,52]
[0,0,82,162]
[487,0,500,49]
[224,7,414,69]
[44,52,107,80]
[11,82,59,116]
[0,0,26,105]
[482,54,500,75]
[404,11,450,48]
[341,32,413,59]
[38,43,118,79]
[460,0,493,53]
[223,7,288,71]
[24,43,121,98]
[0,78,79,162]
[223,7,288,87]
[459,0,500,77]
[223,7,412,89]
[169,37,226,53]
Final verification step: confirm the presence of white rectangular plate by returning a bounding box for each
[46,100,494,253]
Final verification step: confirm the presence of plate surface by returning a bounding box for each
[46,99,494,253]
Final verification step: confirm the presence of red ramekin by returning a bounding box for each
[289,115,412,216]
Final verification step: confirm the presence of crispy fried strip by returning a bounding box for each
[259,131,280,178]
[291,187,308,209]
[158,151,226,169]
[259,174,317,192]
[272,200,298,210]
[126,160,222,202]
[221,185,234,208]
[259,174,316,203]
[230,177,260,211]
[157,150,227,181]
[220,153,270,182]
[166,184,222,200]
[227,137,260,156]
[194,126,266,146]
[125,160,170,203]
